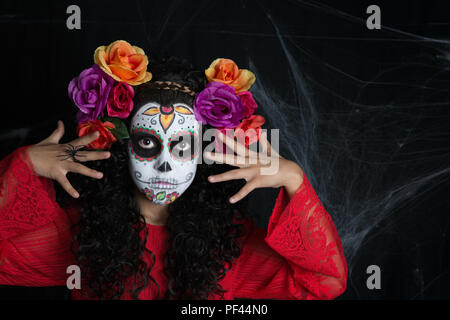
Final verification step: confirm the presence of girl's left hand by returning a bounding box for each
[204,130,304,203]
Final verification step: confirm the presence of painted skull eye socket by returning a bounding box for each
[170,134,198,161]
[138,137,156,149]
[131,133,162,158]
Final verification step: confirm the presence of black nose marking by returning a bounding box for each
[157,161,172,172]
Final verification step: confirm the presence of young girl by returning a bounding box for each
[0,43,347,299]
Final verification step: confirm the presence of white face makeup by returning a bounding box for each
[128,102,200,205]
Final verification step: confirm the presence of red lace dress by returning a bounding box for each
[0,146,347,299]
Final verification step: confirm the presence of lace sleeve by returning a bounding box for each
[231,175,347,300]
[0,146,76,286]
[0,146,66,240]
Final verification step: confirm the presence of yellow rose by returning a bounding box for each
[94,40,152,86]
[205,58,256,92]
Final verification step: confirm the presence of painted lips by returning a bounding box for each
[148,177,179,189]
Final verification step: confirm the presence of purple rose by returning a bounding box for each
[68,64,115,122]
[193,82,245,128]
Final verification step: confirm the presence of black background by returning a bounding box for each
[0,0,449,300]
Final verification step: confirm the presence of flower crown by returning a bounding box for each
[68,40,265,150]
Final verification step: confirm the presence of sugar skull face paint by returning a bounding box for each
[129,102,200,205]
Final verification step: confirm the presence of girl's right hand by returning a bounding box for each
[27,120,111,198]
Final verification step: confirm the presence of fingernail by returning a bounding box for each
[104,152,110,158]
[73,192,79,198]
[204,152,212,158]
[229,197,236,203]
[96,172,103,178]
[208,176,215,182]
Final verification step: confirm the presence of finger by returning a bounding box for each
[70,150,111,162]
[217,131,258,158]
[39,120,65,145]
[55,173,79,198]
[252,131,272,165]
[208,167,254,183]
[70,131,100,148]
[259,131,269,155]
[260,131,279,157]
[68,162,103,179]
[229,179,259,203]
[204,151,253,167]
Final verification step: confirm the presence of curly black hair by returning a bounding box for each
[56,55,250,299]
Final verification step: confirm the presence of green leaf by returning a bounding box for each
[156,191,166,201]
[102,116,130,140]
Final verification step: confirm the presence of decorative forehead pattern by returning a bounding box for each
[132,102,199,136]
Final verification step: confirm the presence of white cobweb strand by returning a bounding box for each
[248,2,450,286]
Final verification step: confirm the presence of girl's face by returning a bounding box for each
[128,101,201,205]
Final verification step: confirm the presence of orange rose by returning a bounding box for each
[94,40,152,86]
[205,58,256,93]
[77,120,117,150]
